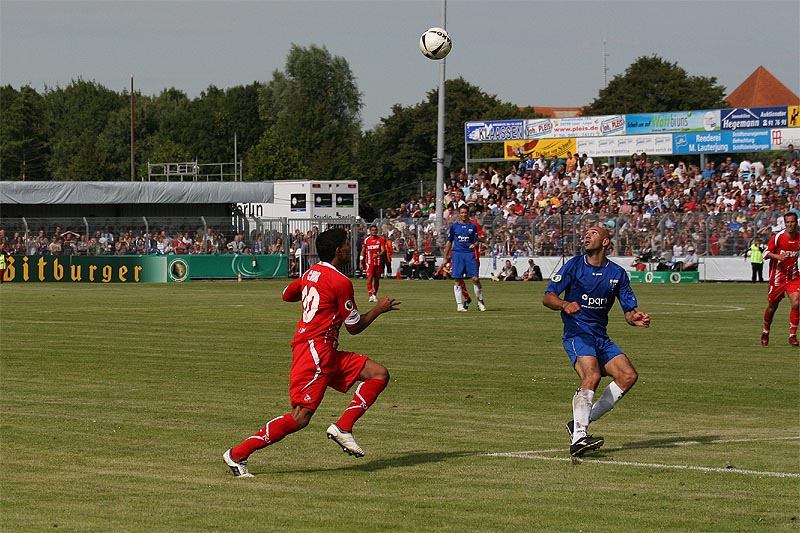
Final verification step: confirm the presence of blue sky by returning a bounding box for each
[2,0,798,129]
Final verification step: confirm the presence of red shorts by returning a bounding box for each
[364,264,382,279]
[767,278,800,305]
[289,339,367,410]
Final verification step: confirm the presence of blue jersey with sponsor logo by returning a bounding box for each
[545,255,638,338]
[448,220,479,254]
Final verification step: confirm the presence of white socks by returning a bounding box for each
[571,388,594,444]
[454,285,463,305]
[473,284,483,302]
[590,381,625,422]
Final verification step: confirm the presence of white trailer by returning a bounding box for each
[237,180,359,221]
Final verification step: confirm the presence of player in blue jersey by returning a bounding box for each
[544,225,650,458]
[443,205,486,312]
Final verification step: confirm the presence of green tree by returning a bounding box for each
[583,55,728,115]
[141,88,194,176]
[182,84,264,165]
[244,129,308,181]
[0,85,50,180]
[259,45,362,181]
[44,79,126,180]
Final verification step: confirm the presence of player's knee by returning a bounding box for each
[374,366,390,382]
[581,372,601,390]
[292,408,314,429]
[363,361,389,382]
[619,368,638,390]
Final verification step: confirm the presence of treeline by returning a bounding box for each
[0,50,725,218]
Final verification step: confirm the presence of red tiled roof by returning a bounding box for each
[532,106,583,118]
[726,66,799,107]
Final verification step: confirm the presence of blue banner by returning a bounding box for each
[720,106,788,130]
[672,130,771,154]
[465,120,525,143]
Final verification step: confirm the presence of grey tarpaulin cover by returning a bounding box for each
[0,181,275,204]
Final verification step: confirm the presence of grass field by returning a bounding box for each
[1,279,798,531]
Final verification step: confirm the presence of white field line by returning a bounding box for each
[647,302,745,315]
[486,453,800,478]
[516,435,800,455]
[487,435,800,479]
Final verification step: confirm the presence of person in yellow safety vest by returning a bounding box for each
[746,236,766,283]
[0,245,8,284]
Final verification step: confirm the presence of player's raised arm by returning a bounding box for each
[282,277,303,302]
[345,297,401,335]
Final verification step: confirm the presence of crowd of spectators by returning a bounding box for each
[376,147,800,259]
[0,226,287,257]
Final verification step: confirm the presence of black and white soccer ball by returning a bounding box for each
[419,27,452,60]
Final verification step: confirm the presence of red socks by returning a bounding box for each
[335,379,388,432]
[231,414,300,461]
[791,307,799,336]
[230,379,388,461]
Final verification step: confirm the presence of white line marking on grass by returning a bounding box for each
[487,452,800,478]
[521,435,800,455]
[648,302,745,315]
[488,435,800,478]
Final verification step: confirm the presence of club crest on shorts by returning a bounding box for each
[345,300,354,310]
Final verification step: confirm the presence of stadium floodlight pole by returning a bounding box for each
[434,0,447,233]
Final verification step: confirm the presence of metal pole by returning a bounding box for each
[434,0,447,233]
[130,75,135,181]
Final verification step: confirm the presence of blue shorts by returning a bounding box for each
[562,333,624,368]
[451,251,478,279]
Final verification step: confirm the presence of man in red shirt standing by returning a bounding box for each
[223,228,401,477]
[762,212,800,347]
[360,225,385,302]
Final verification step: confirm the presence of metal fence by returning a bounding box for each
[368,208,776,259]
[0,215,364,277]
[0,209,778,276]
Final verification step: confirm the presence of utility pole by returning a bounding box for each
[130,75,135,181]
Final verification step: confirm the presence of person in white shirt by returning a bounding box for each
[583,154,594,172]
[739,158,752,177]
[682,247,699,271]
[643,185,660,205]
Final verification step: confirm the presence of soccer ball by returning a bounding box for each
[419,27,452,60]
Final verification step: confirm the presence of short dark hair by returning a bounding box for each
[316,228,348,262]
[785,212,798,222]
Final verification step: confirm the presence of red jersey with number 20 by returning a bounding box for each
[282,262,360,349]
[767,229,800,285]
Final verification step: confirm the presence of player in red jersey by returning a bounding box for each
[223,228,401,477]
[762,212,800,347]
[361,225,386,302]
[455,216,485,310]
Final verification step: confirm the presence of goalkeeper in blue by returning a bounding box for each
[544,225,650,458]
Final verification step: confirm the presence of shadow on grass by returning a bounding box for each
[272,450,477,474]
[617,435,722,450]
[579,434,725,457]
